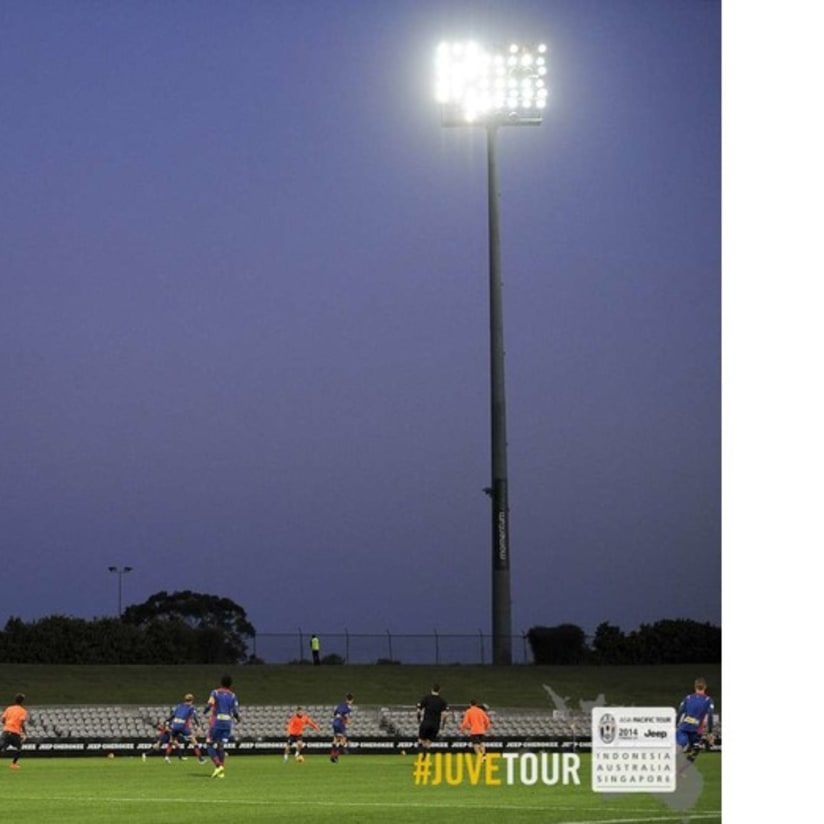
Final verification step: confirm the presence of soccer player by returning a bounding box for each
[460,699,491,760]
[416,683,449,751]
[284,706,320,762]
[166,693,207,764]
[142,718,175,761]
[1,693,28,770]
[330,693,354,763]
[203,675,241,778]
[311,634,321,665]
[676,677,716,765]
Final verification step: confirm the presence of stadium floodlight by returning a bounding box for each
[435,40,548,126]
[435,39,548,666]
[108,565,134,618]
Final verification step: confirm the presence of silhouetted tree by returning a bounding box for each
[526,624,589,664]
[0,615,147,664]
[122,590,256,664]
[626,619,721,664]
[592,621,629,664]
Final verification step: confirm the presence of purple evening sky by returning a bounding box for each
[1,0,720,644]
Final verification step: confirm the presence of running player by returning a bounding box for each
[676,677,715,764]
[204,675,241,778]
[166,693,207,764]
[330,693,354,763]
[416,683,448,751]
[284,707,320,762]
[1,693,28,770]
[460,699,491,760]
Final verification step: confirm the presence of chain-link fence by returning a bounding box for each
[250,631,533,665]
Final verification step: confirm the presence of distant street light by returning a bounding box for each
[108,565,133,618]
[435,40,548,665]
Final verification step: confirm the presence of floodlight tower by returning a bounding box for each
[435,40,548,665]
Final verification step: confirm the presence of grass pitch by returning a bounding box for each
[1,663,721,709]
[0,664,722,821]
[1,752,720,824]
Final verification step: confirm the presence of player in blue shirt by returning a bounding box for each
[203,675,241,778]
[166,693,207,764]
[676,677,715,764]
[141,719,174,761]
[330,693,354,763]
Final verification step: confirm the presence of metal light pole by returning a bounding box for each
[486,119,511,665]
[435,40,547,665]
[108,565,133,618]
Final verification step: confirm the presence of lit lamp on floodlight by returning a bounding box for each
[435,41,548,126]
[434,40,548,665]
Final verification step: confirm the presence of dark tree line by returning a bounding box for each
[527,619,721,665]
[0,590,256,665]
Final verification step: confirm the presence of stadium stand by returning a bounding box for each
[377,705,593,739]
[21,705,721,753]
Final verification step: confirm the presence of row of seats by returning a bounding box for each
[27,705,384,741]
[23,705,722,742]
[378,706,591,738]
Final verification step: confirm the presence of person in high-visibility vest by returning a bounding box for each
[311,634,321,665]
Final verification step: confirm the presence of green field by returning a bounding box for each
[1,752,721,824]
[0,664,722,822]
[0,663,721,708]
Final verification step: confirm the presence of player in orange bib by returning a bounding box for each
[284,707,320,762]
[1,693,29,770]
[460,699,491,760]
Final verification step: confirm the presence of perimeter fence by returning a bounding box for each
[250,631,536,665]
